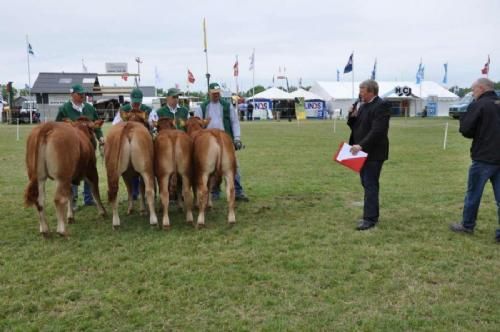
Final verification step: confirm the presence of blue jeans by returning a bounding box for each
[212,161,245,199]
[461,161,500,238]
[72,180,94,205]
[360,160,384,223]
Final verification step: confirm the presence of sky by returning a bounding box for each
[1,0,499,93]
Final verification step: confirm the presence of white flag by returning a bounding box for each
[249,49,255,71]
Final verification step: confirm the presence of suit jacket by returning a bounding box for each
[347,96,391,161]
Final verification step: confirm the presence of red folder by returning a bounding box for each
[333,142,368,173]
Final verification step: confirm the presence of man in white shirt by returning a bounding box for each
[195,82,249,201]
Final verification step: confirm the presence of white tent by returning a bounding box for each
[310,81,459,117]
[248,87,293,100]
[289,88,324,101]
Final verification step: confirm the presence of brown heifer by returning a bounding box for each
[154,118,194,228]
[24,118,106,236]
[104,118,158,228]
[185,117,237,227]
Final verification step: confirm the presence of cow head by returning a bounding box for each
[156,117,176,132]
[185,117,211,135]
[121,110,147,124]
[66,117,104,148]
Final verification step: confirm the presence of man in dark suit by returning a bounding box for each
[347,79,391,230]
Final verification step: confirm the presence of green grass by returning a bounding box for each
[0,118,499,331]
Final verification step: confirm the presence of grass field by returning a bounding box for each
[1,118,499,331]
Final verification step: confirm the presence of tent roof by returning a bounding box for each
[248,87,293,100]
[289,88,324,100]
[310,81,459,100]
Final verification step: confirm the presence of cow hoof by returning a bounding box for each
[112,225,120,230]
[228,221,236,226]
[41,232,51,238]
[68,217,75,224]
[127,210,133,216]
[162,225,171,231]
[57,231,68,238]
[186,221,194,227]
[196,223,205,229]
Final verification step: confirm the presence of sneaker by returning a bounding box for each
[356,219,377,231]
[449,223,474,234]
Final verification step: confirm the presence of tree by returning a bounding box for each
[245,85,265,97]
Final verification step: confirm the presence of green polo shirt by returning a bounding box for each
[120,103,152,114]
[155,105,189,131]
[55,101,103,139]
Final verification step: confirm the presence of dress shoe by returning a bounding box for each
[356,219,377,231]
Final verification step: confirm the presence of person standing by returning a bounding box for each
[449,78,500,242]
[347,79,391,230]
[55,84,104,207]
[195,82,249,201]
[246,101,254,121]
[148,88,188,131]
[112,88,152,125]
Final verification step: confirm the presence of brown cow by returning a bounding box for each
[185,117,237,227]
[104,115,158,228]
[154,118,194,228]
[24,118,106,236]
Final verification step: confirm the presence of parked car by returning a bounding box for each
[449,90,500,119]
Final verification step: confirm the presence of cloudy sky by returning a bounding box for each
[1,0,499,92]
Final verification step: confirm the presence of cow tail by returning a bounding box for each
[24,125,50,207]
[214,133,224,180]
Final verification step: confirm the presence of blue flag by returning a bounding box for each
[371,58,377,80]
[343,53,353,74]
[416,61,424,84]
[443,63,448,84]
[336,69,340,81]
[28,43,34,56]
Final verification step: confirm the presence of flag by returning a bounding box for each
[272,75,275,85]
[299,77,302,87]
[233,57,239,77]
[203,18,208,52]
[154,66,161,85]
[28,43,34,56]
[481,55,490,75]
[343,53,353,74]
[416,60,424,84]
[336,69,340,81]
[187,69,195,83]
[82,59,88,73]
[249,49,255,70]
[443,63,448,84]
[371,58,377,80]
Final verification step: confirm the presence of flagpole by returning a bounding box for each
[26,35,32,124]
[203,18,210,96]
[235,55,239,95]
[351,51,354,100]
[252,48,255,99]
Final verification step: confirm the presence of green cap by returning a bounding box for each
[209,82,221,94]
[166,88,182,97]
[130,88,143,103]
[71,84,85,94]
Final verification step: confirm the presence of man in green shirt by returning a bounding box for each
[148,88,189,131]
[55,84,103,207]
[112,88,152,125]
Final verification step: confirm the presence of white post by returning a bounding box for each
[333,116,336,133]
[17,118,20,141]
[26,35,32,124]
[443,122,449,150]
